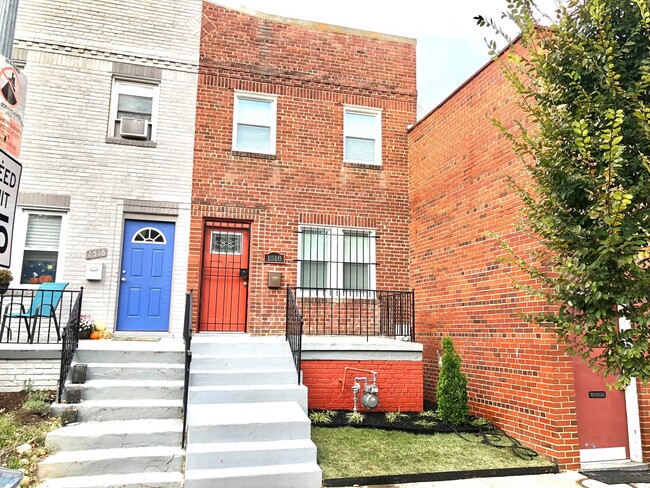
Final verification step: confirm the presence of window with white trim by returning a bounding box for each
[344,106,382,165]
[11,211,67,285]
[232,92,277,155]
[298,226,376,293]
[109,79,159,142]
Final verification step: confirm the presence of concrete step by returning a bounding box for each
[52,399,183,422]
[188,384,308,411]
[190,368,297,386]
[185,438,316,470]
[75,348,184,365]
[66,379,183,401]
[191,336,289,356]
[191,353,295,370]
[46,419,183,452]
[38,471,183,488]
[80,362,184,381]
[187,402,310,444]
[38,446,184,478]
[184,463,322,488]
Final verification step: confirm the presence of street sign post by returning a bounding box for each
[0,147,21,268]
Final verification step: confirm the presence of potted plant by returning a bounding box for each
[0,269,13,295]
[78,314,95,339]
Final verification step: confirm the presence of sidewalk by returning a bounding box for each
[340,471,650,487]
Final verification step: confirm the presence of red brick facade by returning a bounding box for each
[408,55,581,469]
[190,3,416,335]
[302,359,423,412]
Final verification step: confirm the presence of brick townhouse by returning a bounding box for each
[409,44,650,469]
[189,2,423,412]
[9,0,202,336]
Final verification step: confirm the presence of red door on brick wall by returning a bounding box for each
[199,220,250,332]
[572,355,629,463]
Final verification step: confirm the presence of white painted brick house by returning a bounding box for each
[8,0,202,336]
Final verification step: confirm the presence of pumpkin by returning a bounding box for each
[39,274,53,283]
[89,331,101,340]
[94,321,107,332]
[28,276,39,284]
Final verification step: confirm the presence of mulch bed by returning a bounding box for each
[310,409,483,434]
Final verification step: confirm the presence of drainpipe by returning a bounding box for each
[0,0,19,59]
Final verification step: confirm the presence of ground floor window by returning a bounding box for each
[12,210,66,285]
[298,225,376,293]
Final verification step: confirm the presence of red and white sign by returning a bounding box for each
[0,56,27,158]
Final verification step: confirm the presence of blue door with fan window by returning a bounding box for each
[117,220,175,331]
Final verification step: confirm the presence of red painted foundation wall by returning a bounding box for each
[302,359,423,412]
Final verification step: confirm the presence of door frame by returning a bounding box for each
[198,218,252,333]
[115,216,176,332]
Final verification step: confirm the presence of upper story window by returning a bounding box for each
[232,91,277,155]
[109,79,159,142]
[344,106,382,166]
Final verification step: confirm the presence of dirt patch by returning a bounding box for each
[0,390,56,426]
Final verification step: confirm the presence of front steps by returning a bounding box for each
[185,335,321,488]
[39,340,185,488]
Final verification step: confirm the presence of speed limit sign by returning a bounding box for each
[0,148,21,268]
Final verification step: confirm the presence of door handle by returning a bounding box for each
[121,277,127,282]
[243,281,248,287]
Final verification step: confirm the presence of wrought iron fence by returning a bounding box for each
[0,288,84,344]
[182,290,193,449]
[291,288,415,341]
[285,286,304,383]
[57,288,83,402]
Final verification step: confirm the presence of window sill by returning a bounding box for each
[105,137,157,148]
[343,161,382,171]
[231,150,277,160]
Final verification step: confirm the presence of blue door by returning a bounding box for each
[117,220,175,331]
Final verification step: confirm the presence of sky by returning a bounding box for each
[212,0,560,118]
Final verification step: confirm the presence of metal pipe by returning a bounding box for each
[0,0,19,59]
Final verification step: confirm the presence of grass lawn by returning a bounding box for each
[312,426,554,480]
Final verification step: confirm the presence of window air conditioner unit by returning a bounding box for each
[119,117,148,139]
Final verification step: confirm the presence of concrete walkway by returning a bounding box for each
[340,471,650,488]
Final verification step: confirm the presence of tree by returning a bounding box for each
[476,0,650,388]
[436,337,469,425]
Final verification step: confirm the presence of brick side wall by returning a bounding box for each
[0,359,59,392]
[409,55,580,469]
[302,359,423,412]
[639,384,650,461]
[190,3,417,334]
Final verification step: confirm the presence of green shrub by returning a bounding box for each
[345,412,365,424]
[385,410,408,423]
[309,410,335,424]
[436,337,469,425]
[22,390,51,417]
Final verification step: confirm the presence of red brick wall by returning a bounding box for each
[302,359,423,412]
[408,53,580,469]
[190,3,417,335]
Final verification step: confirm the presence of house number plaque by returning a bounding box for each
[86,248,108,260]
[264,252,285,264]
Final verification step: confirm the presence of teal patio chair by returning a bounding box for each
[1,282,69,343]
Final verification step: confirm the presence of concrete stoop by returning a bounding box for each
[39,340,185,488]
[185,334,322,488]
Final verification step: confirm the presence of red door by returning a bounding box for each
[199,221,250,332]
[573,355,629,462]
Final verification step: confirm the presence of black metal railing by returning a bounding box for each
[57,287,83,402]
[0,288,84,344]
[292,288,415,341]
[286,286,304,384]
[182,290,193,449]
